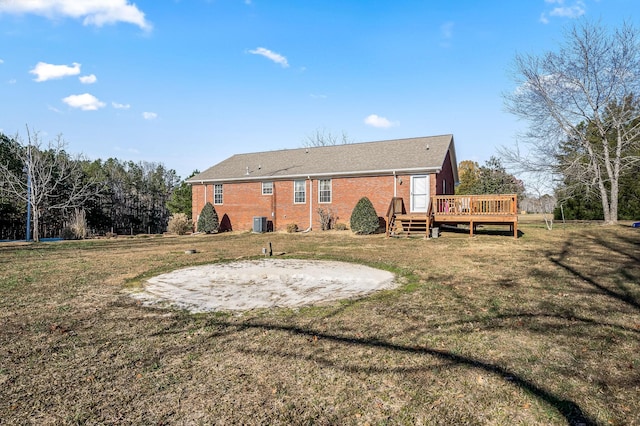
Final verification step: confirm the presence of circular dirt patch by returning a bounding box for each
[132,259,396,312]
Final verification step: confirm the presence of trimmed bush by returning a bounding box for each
[168,213,193,235]
[286,223,298,233]
[350,197,380,234]
[197,202,219,233]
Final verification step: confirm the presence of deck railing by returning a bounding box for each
[432,194,518,216]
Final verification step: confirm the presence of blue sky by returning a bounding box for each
[0,0,636,180]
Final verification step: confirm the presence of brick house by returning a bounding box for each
[187,134,458,232]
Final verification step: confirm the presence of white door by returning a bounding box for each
[410,175,429,213]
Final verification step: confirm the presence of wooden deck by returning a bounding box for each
[386,194,518,238]
[432,194,518,238]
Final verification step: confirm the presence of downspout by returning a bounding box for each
[302,176,313,233]
[203,181,207,205]
[393,171,397,197]
[271,181,276,231]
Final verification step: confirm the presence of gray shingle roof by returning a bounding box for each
[187,135,458,183]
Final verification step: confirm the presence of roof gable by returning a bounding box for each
[188,135,458,183]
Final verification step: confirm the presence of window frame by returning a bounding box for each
[213,184,223,205]
[318,179,332,203]
[294,180,306,204]
[262,181,273,195]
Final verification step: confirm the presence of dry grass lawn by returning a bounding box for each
[1,220,639,425]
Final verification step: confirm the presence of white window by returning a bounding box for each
[294,180,306,204]
[318,179,332,203]
[262,182,273,195]
[213,184,223,204]
[443,179,447,194]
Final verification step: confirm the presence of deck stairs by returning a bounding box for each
[386,197,432,238]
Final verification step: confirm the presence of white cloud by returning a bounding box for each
[310,93,328,99]
[143,111,157,120]
[62,93,106,110]
[248,47,289,68]
[0,0,151,30]
[8,79,17,84]
[549,3,585,18]
[112,101,130,109]
[0,59,4,64]
[30,62,81,82]
[540,0,585,23]
[79,74,97,84]
[364,114,398,129]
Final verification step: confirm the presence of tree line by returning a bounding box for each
[0,131,191,241]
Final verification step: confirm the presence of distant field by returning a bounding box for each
[1,221,639,425]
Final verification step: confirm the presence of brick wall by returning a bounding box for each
[435,150,455,195]
[192,168,452,232]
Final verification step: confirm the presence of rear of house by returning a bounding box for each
[187,135,458,232]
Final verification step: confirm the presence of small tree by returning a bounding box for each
[197,202,219,233]
[317,207,335,231]
[350,197,379,234]
[456,157,525,199]
[168,213,193,235]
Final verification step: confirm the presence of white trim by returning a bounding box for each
[318,178,332,203]
[213,183,223,205]
[293,179,306,204]
[410,175,430,213]
[262,181,273,195]
[187,167,442,184]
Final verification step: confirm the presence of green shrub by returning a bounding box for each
[168,213,193,235]
[286,223,298,233]
[335,222,348,231]
[350,197,380,234]
[197,202,219,233]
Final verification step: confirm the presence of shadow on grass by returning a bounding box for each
[207,318,595,426]
[547,238,640,311]
[439,224,524,238]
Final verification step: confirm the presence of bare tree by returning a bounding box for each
[502,21,640,224]
[302,127,353,147]
[0,129,96,241]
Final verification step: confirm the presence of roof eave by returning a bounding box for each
[186,167,442,184]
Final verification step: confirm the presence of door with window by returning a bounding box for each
[410,175,429,213]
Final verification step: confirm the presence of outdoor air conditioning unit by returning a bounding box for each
[253,216,267,233]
